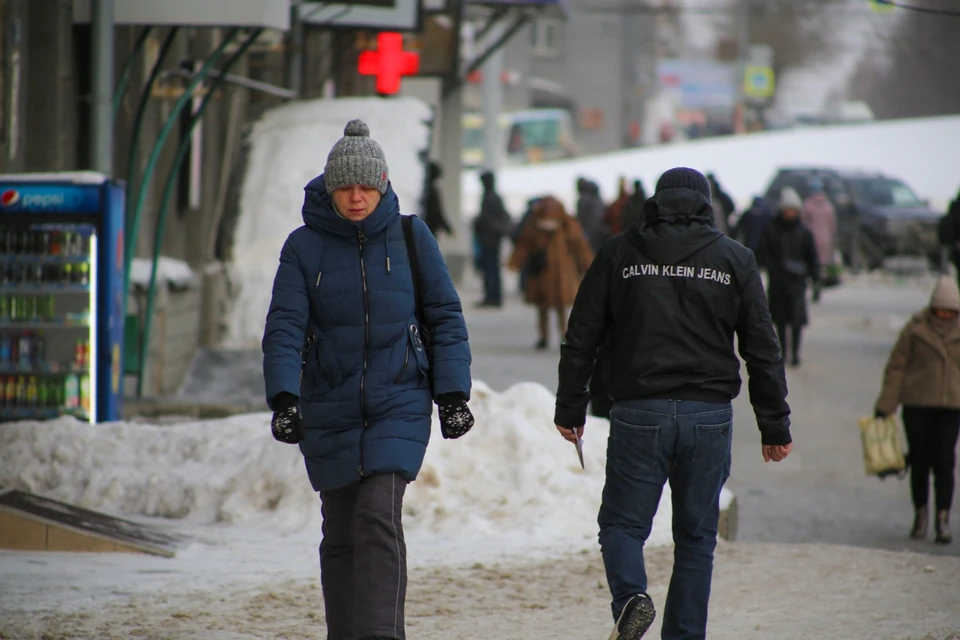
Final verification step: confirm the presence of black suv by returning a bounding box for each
[763,167,942,269]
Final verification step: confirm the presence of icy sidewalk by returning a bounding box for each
[0,380,683,615]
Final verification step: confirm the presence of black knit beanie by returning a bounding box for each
[655,167,712,201]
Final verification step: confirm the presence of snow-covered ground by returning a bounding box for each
[226,97,433,348]
[461,115,960,219]
[0,380,693,614]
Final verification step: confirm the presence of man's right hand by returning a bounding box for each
[762,443,793,463]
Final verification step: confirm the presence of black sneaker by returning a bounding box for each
[608,594,656,640]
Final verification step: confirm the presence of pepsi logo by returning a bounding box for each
[1,190,19,208]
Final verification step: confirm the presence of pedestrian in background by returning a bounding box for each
[473,171,514,308]
[938,186,960,284]
[556,167,792,640]
[756,187,820,367]
[577,177,608,252]
[620,179,648,231]
[262,120,475,640]
[733,196,774,254]
[707,172,735,234]
[604,176,632,237]
[875,275,960,545]
[801,179,839,297]
[508,196,593,350]
[423,161,452,239]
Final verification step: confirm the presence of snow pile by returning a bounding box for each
[226,97,433,348]
[0,381,683,548]
[129,257,197,289]
[462,115,960,219]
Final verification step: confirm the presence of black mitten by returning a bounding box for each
[271,392,304,444]
[436,393,474,440]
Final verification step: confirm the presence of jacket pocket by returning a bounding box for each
[301,334,337,400]
[694,420,733,480]
[410,324,431,378]
[611,414,660,479]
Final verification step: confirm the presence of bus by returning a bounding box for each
[462,108,578,169]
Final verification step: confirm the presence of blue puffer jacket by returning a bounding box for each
[262,174,472,492]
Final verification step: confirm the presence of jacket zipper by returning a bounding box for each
[357,228,371,477]
[395,341,410,384]
[300,333,315,387]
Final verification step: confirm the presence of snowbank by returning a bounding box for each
[462,115,960,219]
[0,381,683,548]
[129,256,197,289]
[226,97,433,348]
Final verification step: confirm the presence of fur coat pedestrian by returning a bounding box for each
[509,196,594,308]
[801,191,838,267]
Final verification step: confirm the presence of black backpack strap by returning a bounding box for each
[401,215,426,325]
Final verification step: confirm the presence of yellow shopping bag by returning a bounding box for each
[858,415,906,477]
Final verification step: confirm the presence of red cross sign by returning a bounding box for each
[358,32,420,95]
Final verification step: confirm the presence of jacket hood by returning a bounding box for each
[302,173,400,239]
[625,187,724,264]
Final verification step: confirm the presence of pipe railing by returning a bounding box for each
[135,28,264,396]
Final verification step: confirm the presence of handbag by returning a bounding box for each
[401,215,435,395]
[857,415,906,477]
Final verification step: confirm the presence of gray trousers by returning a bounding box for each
[320,472,408,640]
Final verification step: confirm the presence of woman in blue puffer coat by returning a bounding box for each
[262,120,473,640]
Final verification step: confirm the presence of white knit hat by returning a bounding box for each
[779,187,803,211]
[930,275,960,311]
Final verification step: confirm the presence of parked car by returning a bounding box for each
[763,167,942,270]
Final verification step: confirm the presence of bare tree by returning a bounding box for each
[850,7,960,119]
[714,0,845,76]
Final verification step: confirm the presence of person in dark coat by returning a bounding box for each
[939,186,960,285]
[756,186,820,367]
[577,178,608,252]
[473,171,514,307]
[707,173,735,235]
[620,179,648,232]
[513,196,546,294]
[262,120,474,640]
[555,167,792,640]
[423,161,452,238]
[734,196,774,253]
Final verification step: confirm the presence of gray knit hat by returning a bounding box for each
[324,119,389,195]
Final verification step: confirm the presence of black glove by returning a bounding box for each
[271,392,304,444]
[436,393,474,440]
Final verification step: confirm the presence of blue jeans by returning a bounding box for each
[599,399,733,640]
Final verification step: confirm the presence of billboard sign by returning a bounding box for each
[656,60,737,111]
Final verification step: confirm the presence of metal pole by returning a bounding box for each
[737,0,750,132]
[90,0,115,174]
[137,28,263,396]
[288,1,303,96]
[480,21,504,172]
[124,27,180,224]
[123,27,241,306]
[112,26,154,121]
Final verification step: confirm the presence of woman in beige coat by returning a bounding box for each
[509,196,594,349]
[875,276,960,544]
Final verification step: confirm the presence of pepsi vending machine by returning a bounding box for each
[0,173,124,423]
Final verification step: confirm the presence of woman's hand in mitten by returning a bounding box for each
[271,392,304,444]
[436,393,475,440]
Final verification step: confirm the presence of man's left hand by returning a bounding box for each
[556,424,583,443]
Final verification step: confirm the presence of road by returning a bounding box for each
[462,270,959,557]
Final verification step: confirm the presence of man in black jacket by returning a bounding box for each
[554,168,793,640]
[473,171,514,307]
